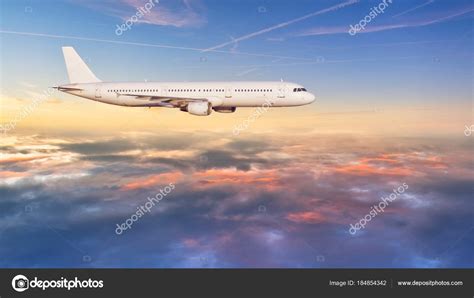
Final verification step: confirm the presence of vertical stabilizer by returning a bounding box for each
[62,47,101,83]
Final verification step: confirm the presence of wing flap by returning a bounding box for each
[117,93,209,107]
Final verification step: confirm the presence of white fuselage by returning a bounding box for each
[60,81,316,108]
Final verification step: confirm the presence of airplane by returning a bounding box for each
[55,47,316,116]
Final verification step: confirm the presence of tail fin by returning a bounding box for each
[62,47,101,84]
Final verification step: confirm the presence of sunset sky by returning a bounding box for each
[0,0,473,268]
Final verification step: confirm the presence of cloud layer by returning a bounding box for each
[1,131,472,268]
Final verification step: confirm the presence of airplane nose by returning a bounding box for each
[305,92,316,104]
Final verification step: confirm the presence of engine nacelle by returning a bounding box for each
[183,102,212,116]
[213,107,236,113]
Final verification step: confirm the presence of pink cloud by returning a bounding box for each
[286,211,326,224]
[121,171,183,190]
[182,238,199,248]
[75,0,206,28]
[192,169,282,191]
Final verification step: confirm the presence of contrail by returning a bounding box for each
[202,0,359,52]
[392,0,435,18]
[0,30,317,61]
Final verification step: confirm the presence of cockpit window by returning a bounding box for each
[293,87,307,92]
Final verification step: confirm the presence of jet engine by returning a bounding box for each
[182,102,212,116]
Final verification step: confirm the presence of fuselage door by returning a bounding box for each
[225,87,232,98]
[95,85,101,98]
[277,84,286,98]
[162,86,168,97]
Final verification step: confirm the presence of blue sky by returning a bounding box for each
[0,0,473,107]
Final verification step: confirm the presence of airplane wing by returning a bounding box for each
[116,92,208,108]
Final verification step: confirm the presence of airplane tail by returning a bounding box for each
[62,47,101,84]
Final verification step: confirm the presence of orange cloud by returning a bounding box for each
[418,156,447,169]
[334,162,414,177]
[0,171,29,178]
[286,211,326,224]
[360,155,401,165]
[192,169,282,190]
[331,151,448,177]
[0,155,47,164]
[121,171,183,190]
